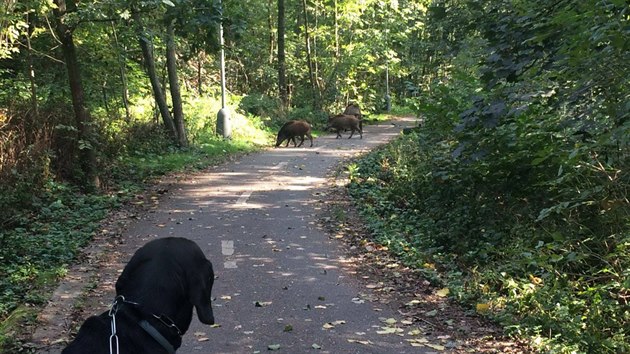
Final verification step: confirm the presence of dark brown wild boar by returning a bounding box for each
[275,120,313,147]
[343,103,362,120]
[327,114,362,139]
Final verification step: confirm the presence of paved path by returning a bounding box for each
[37,117,426,354]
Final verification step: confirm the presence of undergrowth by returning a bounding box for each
[0,94,274,351]
[348,129,629,353]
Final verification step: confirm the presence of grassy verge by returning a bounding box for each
[346,130,629,354]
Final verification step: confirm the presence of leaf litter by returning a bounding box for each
[321,180,534,353]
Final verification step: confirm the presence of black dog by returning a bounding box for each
[63,237,215,354]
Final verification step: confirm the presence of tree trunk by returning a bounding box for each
[26,13,38,119]
[52,0,98,190]
[166,20,187,147]
[110,21,131,121]
[301,0,320,109]
[53,0,99,190]
[334,0,339,59]
[132,10,177,142]
[268,0,275,64]
[277,0,288,107]
[197,52,204,95]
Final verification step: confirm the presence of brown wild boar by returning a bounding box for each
[343,102,362,120]
[275,120,313,147]
[327,114,363,139]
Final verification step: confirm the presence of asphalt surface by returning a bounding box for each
[39,117,428,354]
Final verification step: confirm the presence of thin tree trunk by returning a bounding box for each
[313,0,319,88]
[277,0,288,107]
[334,0,339,59]
[52,0,98,190]
[301,0,320,109]
[102,80,109,113]
[110,21,131,121]
[197,52,204,95]
[132,10,177,141]
[166,20,187,147]
[268,0,275,64]
[26,13,38,119]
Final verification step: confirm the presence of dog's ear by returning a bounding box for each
[189,260,215,324]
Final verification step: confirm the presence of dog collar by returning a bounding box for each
[139,319,176,354]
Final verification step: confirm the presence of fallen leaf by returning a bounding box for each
[476,303,490,313]
[426,343,446,350]
[255,301,272,307]
[283,325,293,332]
[347,339,372,345]
[383,318,397,325]
[407,329,423,336]
[377,327,401,334]
[529,274,543,285]
[406,338,429,344]
[424,310,438,317]
[405,300,422,307]
[197,337,209,342]
[268,344,281,350]
[311,344,322,349]
[436,288,450,297]
[322,323,335,329]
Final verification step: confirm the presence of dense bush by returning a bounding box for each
[348,0,629,352]
[239,93,281,118]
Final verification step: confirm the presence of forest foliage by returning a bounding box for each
[348,0,629,353]
[0,0,628,352]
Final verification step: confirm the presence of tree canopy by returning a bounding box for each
[1,0,628,352]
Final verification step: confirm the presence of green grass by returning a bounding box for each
[364,105,417,124]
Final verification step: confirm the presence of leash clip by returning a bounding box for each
[109,296,123,354]
[153,313,183,336]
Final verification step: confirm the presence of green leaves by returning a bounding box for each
[348,1,629,351]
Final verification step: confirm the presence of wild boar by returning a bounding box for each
[275,120,313,147]
[327,114,363,139]
[343,102,362,120]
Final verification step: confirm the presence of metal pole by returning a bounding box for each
[384,3,391,112]
[385,63,391,112]
[216,0,231,139]
[219,17,226,109]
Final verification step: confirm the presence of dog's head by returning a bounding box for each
[188,258,215,325]
[115,238,216,326]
